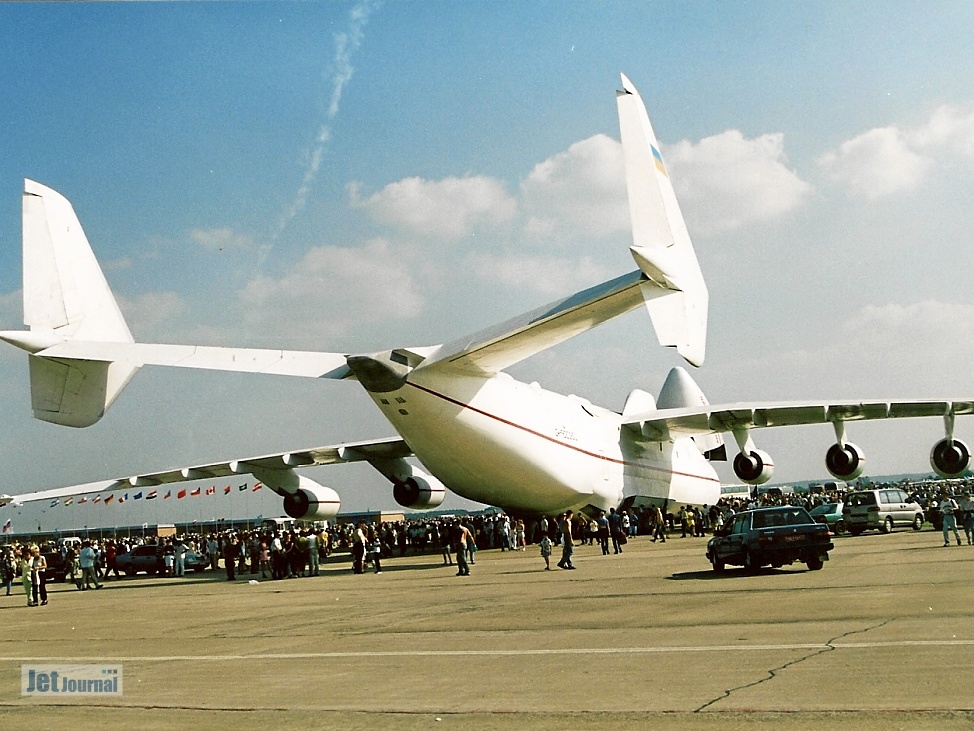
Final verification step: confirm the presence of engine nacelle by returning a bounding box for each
[930,438,971,479]
[825,442,865,480]
[393,475,446,510]
[733,449,774,485]
[282,478,341,521]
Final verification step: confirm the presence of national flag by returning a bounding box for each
[50,499,59,507]
[190,487,201,497]
[224,485,232,495]
[118,494,126,504]
[134,491,143,500]
[177,489,187,499]
[164,490,172,500]
[253,482,263,492]
[104,494,114,505]
[79,496,88,504]
[205,486,216,496]
[93,495,102,504]
[2,519,12,534]
[147,490,158,500]
[64,497,73,506]
[238,483,247,492]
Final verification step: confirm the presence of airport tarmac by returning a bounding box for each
[1,527,973,730]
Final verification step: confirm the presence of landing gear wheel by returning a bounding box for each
[882,516,894,534]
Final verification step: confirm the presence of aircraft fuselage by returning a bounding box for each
[362,365,721,515]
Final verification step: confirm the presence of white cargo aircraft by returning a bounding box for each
[2,75,972,521]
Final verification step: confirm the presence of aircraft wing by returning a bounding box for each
[625,398,974,441]
[0,436,411,505]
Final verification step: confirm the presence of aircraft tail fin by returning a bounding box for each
[617,74,709,366]
[2,180,140,427]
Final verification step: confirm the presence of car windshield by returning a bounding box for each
[810,504,837,514]
[752,509,812,528]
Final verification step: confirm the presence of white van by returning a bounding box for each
[842,489,924,535]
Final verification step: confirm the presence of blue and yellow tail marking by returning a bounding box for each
[651,145,668,177]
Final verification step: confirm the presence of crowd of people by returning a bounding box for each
[4,477,971,606]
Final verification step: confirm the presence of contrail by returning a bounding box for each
[268,0,382,251]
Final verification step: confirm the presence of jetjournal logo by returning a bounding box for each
[22,664,123,696]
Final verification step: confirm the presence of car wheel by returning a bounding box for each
[912,514,924,531]
[806,557,824,571]
[743,551,759,573]
[710,555,725,572]
[835,520,846,534]
[849,526,863,536]
[124,567,135,577]
[882,516,894,534]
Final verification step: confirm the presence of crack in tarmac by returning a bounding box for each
[694,618,893,713]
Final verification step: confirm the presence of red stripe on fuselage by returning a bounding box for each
[403,380,718,485]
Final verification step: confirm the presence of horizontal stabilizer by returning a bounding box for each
[29,340,353,379]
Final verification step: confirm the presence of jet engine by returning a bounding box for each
[282,479,341,521]
[825,442,865,480]
[930,438,971,479]
[733,449,774,485]
[393,475,446,510]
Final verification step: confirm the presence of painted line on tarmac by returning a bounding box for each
[3,639,974,663]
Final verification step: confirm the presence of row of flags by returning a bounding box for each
[47,482,264,508]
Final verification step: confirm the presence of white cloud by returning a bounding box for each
[843,299,974,351]
[190,227,253,251]
[818,105,974,200]
[115,291,188,339]
[818,126,934,200]
[519,134,629,241]
[350,176,517,240]
[665,130,813,235]
[238,238,424,338]
[464,252,614,297]
[908,105,974,157]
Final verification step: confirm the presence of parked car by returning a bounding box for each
[182,550,208,573]
[115,545,165,576]
[41,550,71,583]
[842,488,924,535]
[115,544,207,576]
[809,502,845,534]
[706,506,833,572]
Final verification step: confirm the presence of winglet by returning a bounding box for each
[617,75,708,366]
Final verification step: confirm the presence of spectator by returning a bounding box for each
[78,540,102,590]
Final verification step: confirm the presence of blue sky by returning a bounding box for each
[3,1,974,528]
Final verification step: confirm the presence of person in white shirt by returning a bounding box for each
[938,491,962,547]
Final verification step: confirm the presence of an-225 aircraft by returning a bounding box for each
[1,74,972,519]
